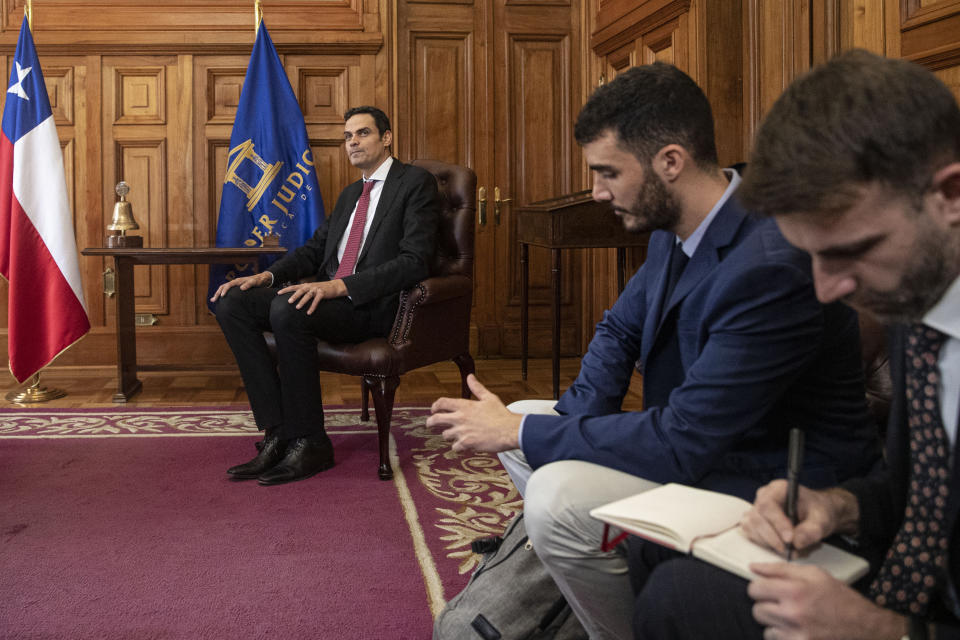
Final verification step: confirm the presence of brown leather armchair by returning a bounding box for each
[315,159,476,480]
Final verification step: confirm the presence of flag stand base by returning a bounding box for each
[5,374,67,404]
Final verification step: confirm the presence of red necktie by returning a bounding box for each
[868,324,950,615]
[334,180,376,280]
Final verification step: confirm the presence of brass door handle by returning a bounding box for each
[478,186,487,226]
[494,186,512,226]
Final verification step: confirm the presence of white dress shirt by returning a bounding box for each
[923,274,960,445]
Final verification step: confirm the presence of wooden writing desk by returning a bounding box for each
[517,191,649,399]
[81,247,286,402]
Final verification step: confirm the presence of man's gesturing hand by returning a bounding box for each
[428,374,522,453]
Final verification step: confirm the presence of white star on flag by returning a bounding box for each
[7,61,32,100]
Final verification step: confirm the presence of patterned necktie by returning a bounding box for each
[868,324,951,615]
[334,179,376,280]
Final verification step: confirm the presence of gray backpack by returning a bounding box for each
[433,514,588,640]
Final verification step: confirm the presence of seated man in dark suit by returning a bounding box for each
[427,63,880,638]
[630,50,960,640]
[210,106,439,486]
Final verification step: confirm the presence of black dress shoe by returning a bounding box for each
[257,437,334,486]
[227,433,286,479]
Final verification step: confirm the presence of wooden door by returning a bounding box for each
[396,0,582,358]
[486,1,582,357]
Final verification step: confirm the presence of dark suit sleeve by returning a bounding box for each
[340,166,439,306]
[522,259,825,485]
[265,219,331,285]
[553,263,650,416]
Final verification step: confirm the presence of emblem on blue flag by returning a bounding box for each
[207,22,325,311]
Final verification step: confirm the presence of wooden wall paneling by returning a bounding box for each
[811,0,841,64]
[284,53,369,200]
[743,0,811,141]
[899,0,960,67]
[935,64,960,106]
[395,0,490,353]
[638,16,688,67]
[410,32,472,163]
[839,0,887,53]
[169,54,194,325]
[192,54,247,328]
[115,140,168,309]
[494,1,581,357]
[103,57,176,323]
[693,1,745,167]
[0,0,374,51]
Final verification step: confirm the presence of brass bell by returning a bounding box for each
[106,181,142,248]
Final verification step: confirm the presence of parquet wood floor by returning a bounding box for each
[0,358,644,411]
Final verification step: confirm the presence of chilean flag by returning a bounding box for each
[0,20,89,383]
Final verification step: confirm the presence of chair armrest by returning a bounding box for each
[388,275,473,359]
[407,275,472,306]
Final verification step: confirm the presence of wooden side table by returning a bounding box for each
[517,191,649,399]
[81,247,286,402]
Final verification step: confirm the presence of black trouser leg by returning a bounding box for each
[629,539,763,640]
[215,287,284,431]
[217,286,375,439]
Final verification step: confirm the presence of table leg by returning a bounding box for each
[112,257,142,402]
[521,242,529,380]
[551,248,561,400]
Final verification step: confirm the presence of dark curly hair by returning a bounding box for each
[574,62,719,168]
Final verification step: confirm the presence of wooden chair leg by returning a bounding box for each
[365,374,401,480]
[454,353,476,399]
[360,377,370,422]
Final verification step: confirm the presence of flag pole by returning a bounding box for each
[255,0,262,34]
[25,0,31,29]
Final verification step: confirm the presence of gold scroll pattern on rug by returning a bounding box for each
[399,417,522,575]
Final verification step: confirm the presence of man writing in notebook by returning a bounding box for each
[630,50,960,640]
[211,106,438,486]
[428,63,880,639]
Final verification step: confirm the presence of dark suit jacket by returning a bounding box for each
[266,158,439,335]
[522,196,880,500]
[844,325,960,636]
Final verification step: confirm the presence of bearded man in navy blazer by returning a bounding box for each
[211,106,438,486]
[428,64,880,638]
[630,51,960,640]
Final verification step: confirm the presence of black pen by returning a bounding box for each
[784,427,804,561]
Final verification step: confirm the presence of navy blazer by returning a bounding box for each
[267,159,439,334]
[845,326,960,636]
[522,196,879,500]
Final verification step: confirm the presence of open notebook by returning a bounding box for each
[589,483,869,583]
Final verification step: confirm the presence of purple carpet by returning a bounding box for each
[0,406,517,639]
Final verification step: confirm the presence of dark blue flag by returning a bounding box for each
[207,22,325,311]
